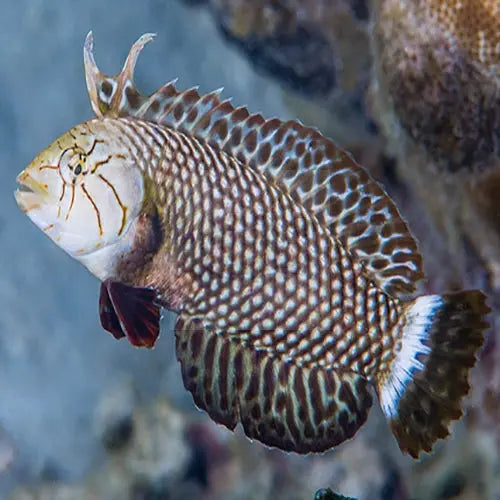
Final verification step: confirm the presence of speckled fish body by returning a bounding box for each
[15,33,489,458]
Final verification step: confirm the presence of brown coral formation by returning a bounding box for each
[207,0,379,156]
[372,0,499,171]
[368,0,500,308]
[371,0,500,271]
[426,0,499,72]
[211,0,372,95]
[371,0,500,277]
[211,0,338,96]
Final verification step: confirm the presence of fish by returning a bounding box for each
[15,32,490,458]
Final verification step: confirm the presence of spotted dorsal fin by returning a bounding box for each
[84,33,424,297]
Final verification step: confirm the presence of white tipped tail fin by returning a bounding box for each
[379,295,441,419]
[377,291,489,458]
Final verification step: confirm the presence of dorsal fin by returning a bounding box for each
[84,33,424,297]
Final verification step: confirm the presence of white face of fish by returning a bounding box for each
[15,119,145,277]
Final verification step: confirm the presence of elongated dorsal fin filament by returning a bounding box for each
[84,31,156,117]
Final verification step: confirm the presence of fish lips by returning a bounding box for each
[14,171,49,213]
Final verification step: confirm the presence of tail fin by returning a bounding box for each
[377,291,490,458]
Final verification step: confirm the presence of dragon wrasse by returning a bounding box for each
[15,33,489,458]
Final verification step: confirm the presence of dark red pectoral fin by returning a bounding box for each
[99,281,126,340]
[99,279,162,348]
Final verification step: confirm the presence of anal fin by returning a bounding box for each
[99,279,161,348]
[175,314,373,453]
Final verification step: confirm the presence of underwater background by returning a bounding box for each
[0,0,498,498]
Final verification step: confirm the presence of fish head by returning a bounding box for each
[15,119,145,260]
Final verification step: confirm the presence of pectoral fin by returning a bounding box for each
[99,280,126,340]
[99,279,161,348]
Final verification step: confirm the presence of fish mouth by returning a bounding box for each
[16,171,48,194]
[14,171,48,212]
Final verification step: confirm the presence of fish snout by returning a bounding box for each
[14,170,49,212]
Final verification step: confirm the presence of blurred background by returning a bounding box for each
[0,0,498,499]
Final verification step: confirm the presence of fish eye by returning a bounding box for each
[59,147,87,184]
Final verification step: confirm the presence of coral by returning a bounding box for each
[424,0,499,72]
[372,0,499,171]
[211,0,337,96]
[210,0,372,96]
[206,0,384,171]
[371,0,500,275]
